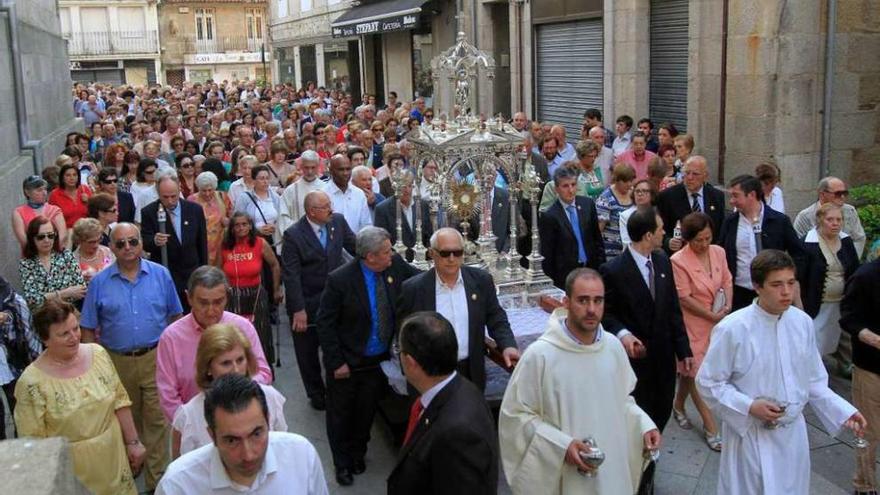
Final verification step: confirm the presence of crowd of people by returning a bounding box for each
[0,79,876,495]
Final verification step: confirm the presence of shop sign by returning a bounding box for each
[184,52,269,65]
[332,14,418,37]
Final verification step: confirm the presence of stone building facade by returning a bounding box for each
[159,0,271,84]
[0,0,81,283]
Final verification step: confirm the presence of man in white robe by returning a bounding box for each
[278,150,325,234]
[697,249,867,494]
[499,268,660,495]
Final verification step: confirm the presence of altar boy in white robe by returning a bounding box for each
[697,249,867,494]
[499,268,660,495]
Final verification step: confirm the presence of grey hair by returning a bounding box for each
[187,265,229,294]
[588,126,605,139]
[818,176,841,192]
[355,226,391,258]
[238,154,258,167]
[429,227,464,250]
[156,168,180,190]
[195,171,218,190]
[351,165,372,181]
[574,140,600,159]
[300,149,319,162]
[552,165,579,184]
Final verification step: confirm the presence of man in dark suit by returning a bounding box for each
[374,171,433,262]
[538,167,606,289]
[316,226,420,486]
[656,155,726,252]
[282,190,355,411]
[388,311,499,494]
[141,172,208,309]
[600,206,693,432]
[718,174,805,310]
[398,228,519,391]
[96,167,136,223]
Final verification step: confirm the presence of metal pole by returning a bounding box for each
[820,0,837,178]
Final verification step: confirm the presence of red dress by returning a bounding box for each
[48,186,92,228]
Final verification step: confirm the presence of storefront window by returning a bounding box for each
[412,33,434,100]
[323,41,352,93]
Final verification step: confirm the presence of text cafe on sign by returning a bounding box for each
[332,14,418,38]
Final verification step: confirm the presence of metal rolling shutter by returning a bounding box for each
[535,20,603,143]
[649,0,689,130]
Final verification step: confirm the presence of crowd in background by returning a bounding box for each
[0,77,875,495]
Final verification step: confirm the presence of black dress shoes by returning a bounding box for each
[352,458,366,475]
[335,467,354,486]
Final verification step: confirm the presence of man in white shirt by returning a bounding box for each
[157,374,328,495]
[551,125,577,163]
[589,126,614,179]
[323,154,372,233]
[278,150,324,233]
[397,228,519,391]
[611,115,634,158]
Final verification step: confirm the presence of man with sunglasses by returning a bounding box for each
[81,222,184,492]
[398,228,519,392]
[96,168,136,223]
[794,176,866,258]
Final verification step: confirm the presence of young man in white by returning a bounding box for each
[157,375,327,495]
[697,249,867,494]
[499,268,659,495]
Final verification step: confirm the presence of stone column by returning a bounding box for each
[604,0,650,123]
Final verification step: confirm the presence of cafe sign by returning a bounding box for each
[332,14,418,38]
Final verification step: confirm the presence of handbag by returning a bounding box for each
[711,287,727,313]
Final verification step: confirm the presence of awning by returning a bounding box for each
[331,0,429,38]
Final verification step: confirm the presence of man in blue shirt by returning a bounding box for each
[316,226,420,486]
[81,222,183,492]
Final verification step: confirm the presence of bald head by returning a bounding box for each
[303,190,329,210]
[329,154,352,189]
[818,176,848,206]
[682,155,709,193]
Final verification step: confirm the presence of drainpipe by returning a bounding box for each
[820,0,836,178]
[717,0,729,184]
[1,0,43,173]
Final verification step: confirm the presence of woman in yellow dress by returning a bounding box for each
[14,299,145,495]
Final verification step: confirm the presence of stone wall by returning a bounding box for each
[0,0,81,285]
[831,0,880,186]
[0,438,89,494]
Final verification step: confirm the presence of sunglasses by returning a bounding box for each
[114,238,140,249]
[102,207,118,214]
[144,169,157,175]
[180,162,194,168]
[435,249,464,258]
[827,190,849,198]
[35,232,57,241]
[101,178,117,184]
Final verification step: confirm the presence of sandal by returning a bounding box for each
[673,407,693,430]
[704,429,722,452]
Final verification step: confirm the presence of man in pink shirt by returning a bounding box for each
[156,266,273,422]
[616,132,658,181]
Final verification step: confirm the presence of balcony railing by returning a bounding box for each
[66,30,159,56]
[177,35,266,54]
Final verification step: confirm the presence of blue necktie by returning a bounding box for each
[567,205,588,264]
[318,226,327,249]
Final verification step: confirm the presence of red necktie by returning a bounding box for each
[403,398,424,445]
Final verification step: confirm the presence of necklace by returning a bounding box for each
[79,249,101,263]
[48,348,80,367]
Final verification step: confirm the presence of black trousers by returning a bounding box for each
[732,285,757,311]
[631,359,675,433]
[292,324,325,400]
[325,367,387,469]
[0,380,17,440]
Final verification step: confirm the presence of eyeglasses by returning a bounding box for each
[435,249,464,258]
[35,232,57,241]
[826,190,849,198]
[634,189,652,195]
[113,238,140,249]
